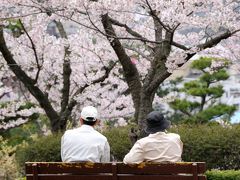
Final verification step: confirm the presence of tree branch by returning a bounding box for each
[0,92,8,100]
[123,44,152,61]
[101,13,143,120]
[0,11,44,21]
[72,60,117,98]
[19,19,42,83]
[198,30,239,50]
[176,29,240,68]
[145,69,171,93]
[172,41,190,50]
[53,20,72,130]
[108,16,148,40]
[0,25,60,132]
[55,11,170,45]
[145,0,171,32]
[67,60,118,116]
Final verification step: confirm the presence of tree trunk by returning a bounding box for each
[100,13,239,135]
[137,91,155,130]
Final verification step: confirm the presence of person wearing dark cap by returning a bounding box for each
[61,106,110,162]
[123,111,183,164]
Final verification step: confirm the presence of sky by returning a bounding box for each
[231,111,240,124]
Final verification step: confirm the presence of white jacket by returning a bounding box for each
[61,125,110,162]
[123,132,183,164]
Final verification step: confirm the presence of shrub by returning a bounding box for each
[0,136,20,180]
[206,170,240,180]
[15,124,240,171]
[104,124,240,169]
[15,126,132,167]
[15,133,62,173]
[170,124,240,170]
[103,126,132,161]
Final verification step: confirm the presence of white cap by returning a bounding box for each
[80,106,98,121]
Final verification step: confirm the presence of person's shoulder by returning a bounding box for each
[63,128,78,136]
[136,136,150,144]
[166,133,181,139]
[93,130,108,141]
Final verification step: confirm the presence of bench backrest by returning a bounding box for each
[25,162,206,180]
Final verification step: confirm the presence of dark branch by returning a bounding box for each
[177,29,240,68]
[66,60,118,117]
[0,92,8,100]
[108,16,148,40]
[54,20,72,130]
[172,41,190,50]
[145,0,171,32]
[54,12,169,45]
[0,25,60,132]
[198,30,238,50]
[101,13,142,120]
[147,29,240,93]
[72,60,117,98]
[19,19,41,83]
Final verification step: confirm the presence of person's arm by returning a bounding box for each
[61,135,66,162]
[179,137,183,161]
[123,141,144,164]
[100,141,110,162]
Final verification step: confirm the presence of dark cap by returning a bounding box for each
[144,111,170,134]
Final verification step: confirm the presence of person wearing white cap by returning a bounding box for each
[61,106,110,162]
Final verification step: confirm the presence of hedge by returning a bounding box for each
[170,124,240,170]
[15,133,62,173]
[105,124,240,170]
[206,170,240,180]
[103,127,132,161]
[15,124,240,171]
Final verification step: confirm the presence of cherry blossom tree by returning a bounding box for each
[0,1,122,132]
[93,0,240,130]
[0,0,240,132]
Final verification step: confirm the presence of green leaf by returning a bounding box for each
[170,99,200,112]
[195,104,237,123]
[191,57,212,70]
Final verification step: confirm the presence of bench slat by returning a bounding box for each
[117,162,206,174]
[118,175,207,180]
[26,174,112,180]
[25,162,207,180]
[26,162,112,174]
[26,174,206,180]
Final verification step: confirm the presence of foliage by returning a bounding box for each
[15,133,62,174]
[156,77,183,97]
[5,19,23,37]
[13,123,240,176]
[15,126,132,166]
[167,57,236,124]
[192,104,236,124]
[2,122,39,147]
[206,170,240,180]
[106,124,240,169]
[170,124,240,170]
[0,136,19,180]
[1,114,51,147]
[103,126,132,161]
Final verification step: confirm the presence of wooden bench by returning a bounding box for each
[25,162,206,180]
